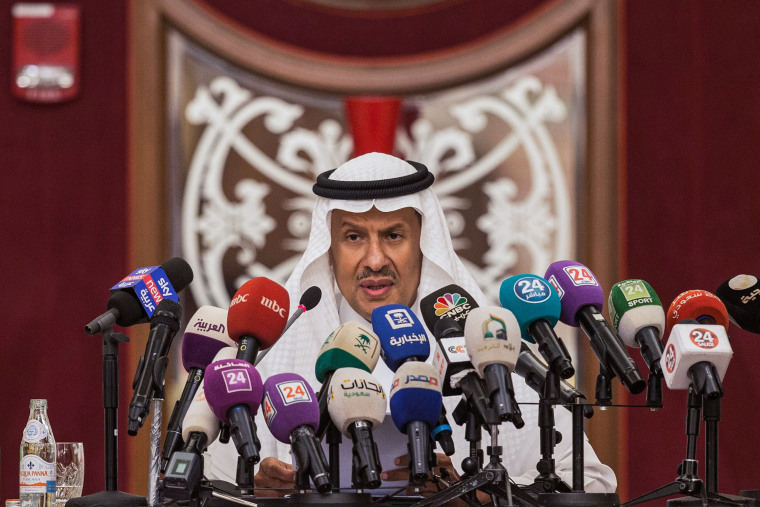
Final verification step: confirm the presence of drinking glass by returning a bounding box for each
[56,442,84,506]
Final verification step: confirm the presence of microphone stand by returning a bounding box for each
[69,324,146,507]
[414,398,541,507]
[623,386,748,507]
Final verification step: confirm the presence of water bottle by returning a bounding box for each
[20,399,56,507]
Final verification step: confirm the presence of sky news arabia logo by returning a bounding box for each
[433,292,469,317]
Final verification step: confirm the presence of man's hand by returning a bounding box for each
[253,457,297,497]
[381,453,490,506]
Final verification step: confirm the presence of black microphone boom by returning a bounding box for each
[128,299,183,435]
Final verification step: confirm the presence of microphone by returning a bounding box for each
[163,383,222,499]
[544,260,646,395]
[463,306,524,426]
[326,367,386,489]
[716,274,760,333]
[161,305,236,471]
[254,286,322,366]
[420,285,480,397]
[499,274,574,379]
[85,257,193,334]
[127,298,183,435]
[389,361,443,482]
[228,277,289,363]
[262,373,331,493]
[608,279,666,376]
[515,343,593,418]
[203,358,264,464]
[660,321,733,398]
[371,304,444,479]
[314,321,382,438]
[666,290,731,331]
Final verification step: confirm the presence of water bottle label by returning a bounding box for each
[22,420,48,442]
[19,454,56,493]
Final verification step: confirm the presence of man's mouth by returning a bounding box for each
[360,279,393,297]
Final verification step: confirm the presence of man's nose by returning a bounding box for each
[363,238,389,272]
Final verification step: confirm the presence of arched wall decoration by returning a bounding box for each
[130,0,619,494]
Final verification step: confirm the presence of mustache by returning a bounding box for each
[356,266,398,282]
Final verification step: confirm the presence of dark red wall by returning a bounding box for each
[623,1,760,503]
[1,0,758,503]
[0,0,127,500]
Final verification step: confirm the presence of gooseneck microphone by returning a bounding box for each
[314,321,381,438]
[716,274,760,333]
[255,286,322,366]
[499,274,574,379]
[204,358,264,464]
[372,304,443,482]
[85,257,193,334]
[545,260,646,395]
[161,306,236,472]
[227,277,289,363]
[127,298,183,435]
[262,373,331,493]
[326,367,386,489]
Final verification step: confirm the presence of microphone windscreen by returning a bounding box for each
[716,275,760,333]
[419,284,479,332]
[464,307,522,376]
[182,384,220,444]
[608,279,665,347]
[371,304,430,372]
[212,346,238,362]
[261,373,319,443]
[181,306,236,371]
[389,361,442,433]
[666,290,729,331]
[300,286,322,311]
[499,274,560,343]
[161,257,194,292]
[227,277,289,349]
[314,321,381,383]
[327,367,386,436]
[544,260,605,326]
[106,290,145,326]
[203,359,263,424]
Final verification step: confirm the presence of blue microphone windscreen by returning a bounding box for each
[371,304,430,372]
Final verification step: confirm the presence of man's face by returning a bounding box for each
[329,207,423,321]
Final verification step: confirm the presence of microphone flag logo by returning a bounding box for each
[222,368,252,393]
[547,275,565,299]
[385,307,414,329]
[513,276,552,303]
[276,380,312,405]
[562,265,598,287]
[664,343,677,373]
[433,292,468,316]
[263,392,277,425]
[689,328,719,349]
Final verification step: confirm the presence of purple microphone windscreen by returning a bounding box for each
[262,373,319,443]
[203,359,263,424]
[544,260,605,326]
[181,305,236,371]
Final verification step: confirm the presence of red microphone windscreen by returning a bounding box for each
[228,277,289,349]
[666,290,730,331]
